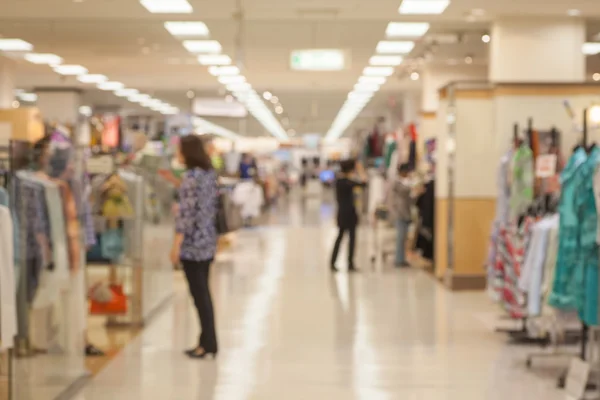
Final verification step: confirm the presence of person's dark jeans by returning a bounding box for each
[181,259,218,353]
[331,225,356,268]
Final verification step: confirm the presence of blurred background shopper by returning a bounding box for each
[330,159,367,272]
[389,164,414,267]
[170,135,219,359]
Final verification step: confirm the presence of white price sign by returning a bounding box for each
[87,155,115,175]
[535,154,557,178]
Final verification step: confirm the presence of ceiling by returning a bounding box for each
[1,0,600,137]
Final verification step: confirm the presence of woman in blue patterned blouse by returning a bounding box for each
[170,135,219,359]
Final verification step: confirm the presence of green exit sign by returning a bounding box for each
[290,49,346,71]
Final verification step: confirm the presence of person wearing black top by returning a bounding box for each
[331,159,367,272]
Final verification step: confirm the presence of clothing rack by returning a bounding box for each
[496,118,552,345]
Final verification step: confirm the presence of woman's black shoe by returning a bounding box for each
[187,347,217,359]
[85,344,105,357]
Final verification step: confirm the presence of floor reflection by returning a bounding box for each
[74,200,565,400]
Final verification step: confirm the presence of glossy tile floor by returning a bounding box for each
[73,198,567,400]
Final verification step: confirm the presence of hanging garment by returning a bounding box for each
[518,215,558,316]
[593,163,600,245]
[31,179,70,310]
[493,217,535,319]
[573,147,600,326]
[407,139,417,170]
[548,147,587,311]
[14,172,52,302]
[58,181,82,272]
[0,187,19,285]
[232,181,265,219]
[384,140,397,168]
[415,180,435,261]
[0,206,17,350]
[487,151,513,299]
[509,145,534,219]
[119,170,144,260]
[367,171,386,219]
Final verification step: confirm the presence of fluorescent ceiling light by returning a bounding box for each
[18,93,38,102]
[128,94,151,102]
[376,41,415,54]
[0,39,33,52]
[164,21,209,36]
[369,55,403,66]
[208,66,240,76]
[183,40,222,54]
[198,54,232,66]
[354,83,380,92]
[583,42,600,55]
[363,66,395,77]
[359,76,386,85]
[140,0,193,14]
[226,82,251,92]
[386,22,430,37]
[77,74,107,84]
[53,65,88,75]
[399,0,450,15]
[97,81,125,91]
[218,75,246,84]
[348,91,373,99]
[24,53,63,65]
[115,88,139,97]
[290,49,345,71]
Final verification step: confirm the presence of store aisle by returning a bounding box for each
[73,204,563,400]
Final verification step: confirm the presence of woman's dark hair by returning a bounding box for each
[398,163,411,174]
[340,159,356,174]
[179,135,213,170]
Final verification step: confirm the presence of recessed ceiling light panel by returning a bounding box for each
[0,39,33,52]
[399,0,450,15]
[164,21,209,36]
[369,55,403,66]
[386,22,430,38]
[376,41,415,54]
[208,66,240,76]
[53,64,88,75]
[25,53,63,65]
[77,74,108,84]
[359,76,386,85]
[115,89,139,97]
[183,40,222,54]
[583,42,600,55]
[218,75,246,84]
[140,0,193,14]
[363,66,395,77]
[97,81,125,91]
[198,54,232,65]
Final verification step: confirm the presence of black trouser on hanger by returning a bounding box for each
[331,225,356,268]
[181,259,218,353]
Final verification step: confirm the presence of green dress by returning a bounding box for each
[549,148,587,311]
[574,147,600,325]
[509,145,534,219]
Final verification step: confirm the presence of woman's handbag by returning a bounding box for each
[375,204,389,221]
[216,193,230,235]
[216,191,242,235]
